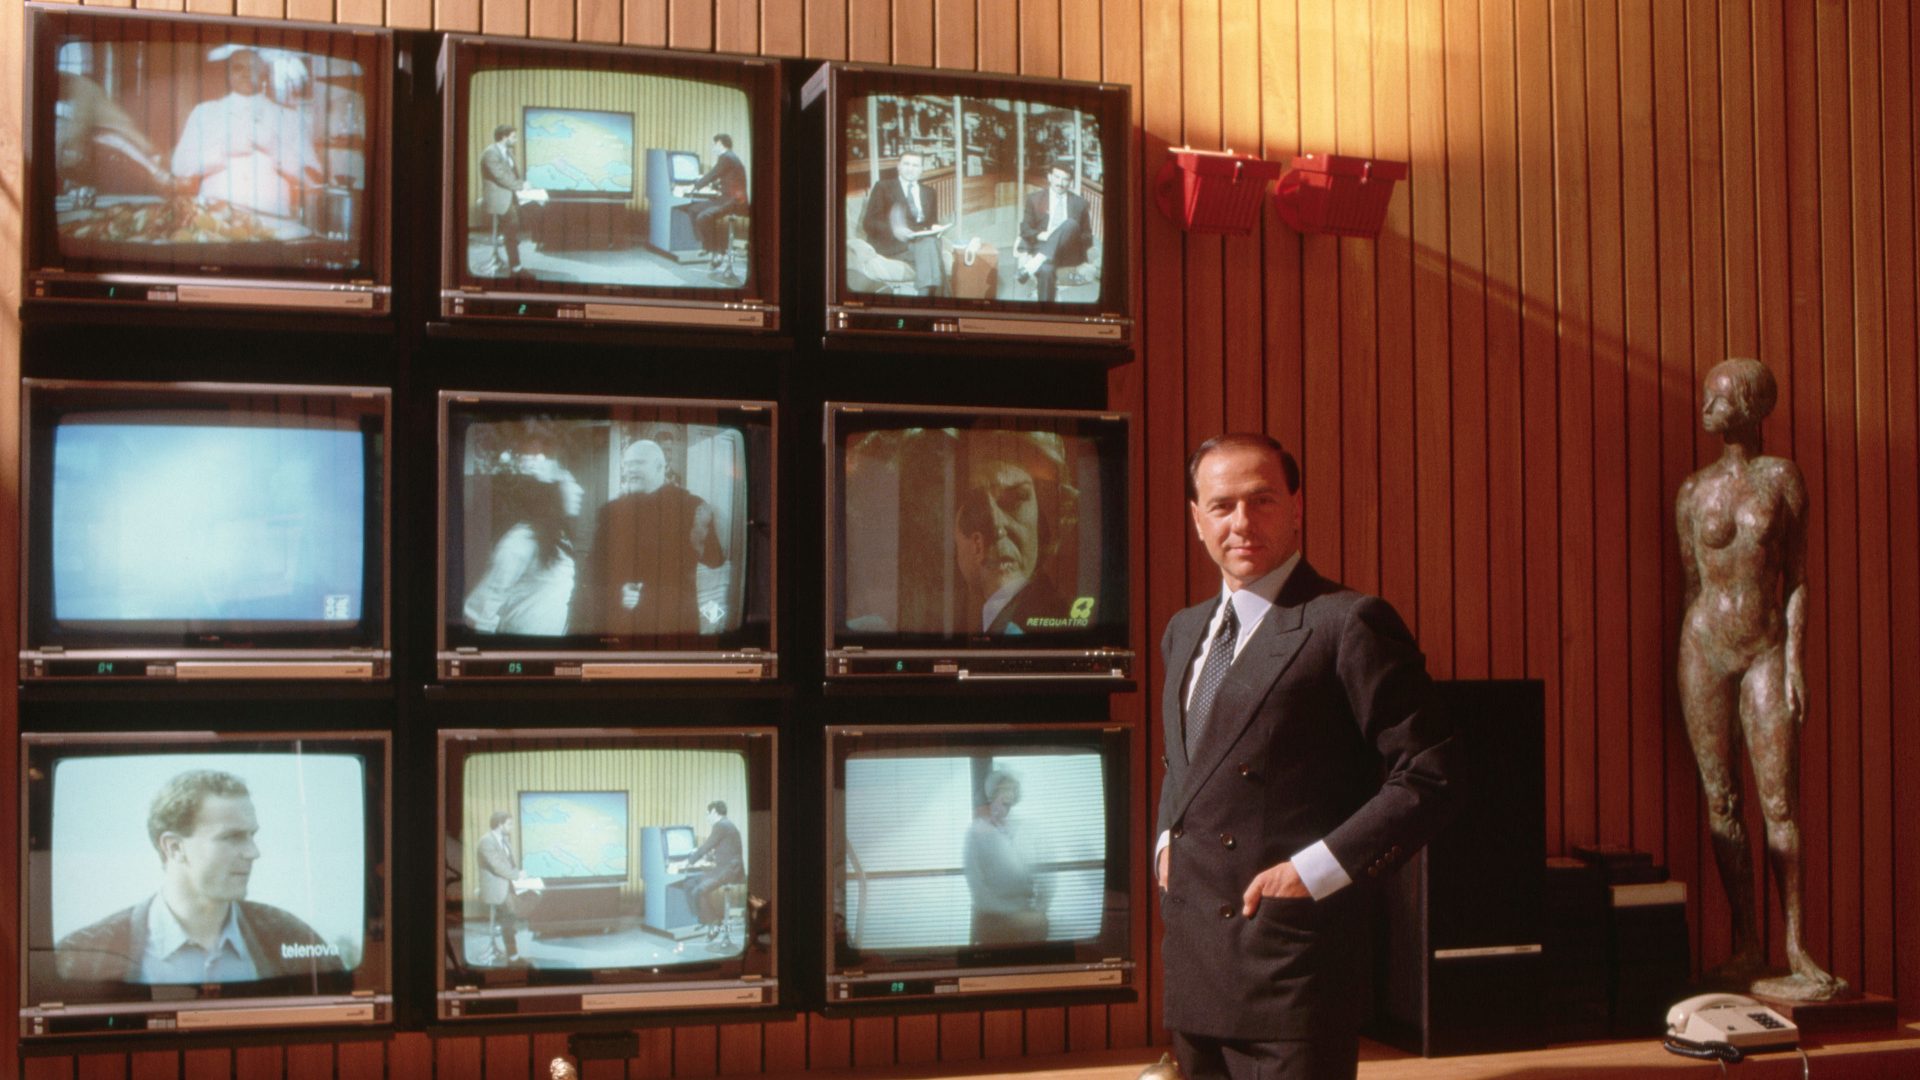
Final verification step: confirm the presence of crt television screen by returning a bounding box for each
[31,749,374,999]
[32,8,386,279]
[842,91,1108,307]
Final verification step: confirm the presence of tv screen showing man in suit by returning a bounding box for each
[842,93,1103,304]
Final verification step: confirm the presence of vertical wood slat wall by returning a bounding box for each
[2,0,1916,1077]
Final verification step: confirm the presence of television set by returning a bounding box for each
[20,731,391,1038]
[439,34,781,331]
[805,62,1132,347]
[20,379,390,682]
[22,4,392,315]
[826,723,1133,1005]
[825,403,1130,681]
[439,391,776,681]
[437,727,779,1019]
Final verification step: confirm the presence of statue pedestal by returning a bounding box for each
[1753,990,1899,1034]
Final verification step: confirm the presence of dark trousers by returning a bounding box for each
[488,901,519,958]
[688,870,741,926]
[492,203,522,271]
[691,197,745,254]
[1173,1029,1359,1080]
[1024,218,1086,302]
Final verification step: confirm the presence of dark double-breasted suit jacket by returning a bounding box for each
[1156,561,1459,1041]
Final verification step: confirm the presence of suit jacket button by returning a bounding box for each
[1219,904,1234,918]
[1162,754,1170,767]
[1171,825,1184,839]
[1367,866,1380,878]
[1238,763,1251,777]
[1220,833,1235,849]
[1391,845,1402,857]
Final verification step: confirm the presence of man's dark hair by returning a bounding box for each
[490,810,511,830]
[493,124,515,142]
[707,800,728,817]
[148,770,250,861]
[713,133,733,150]
[1049,161,1073,177]
[1185,433,1301,501]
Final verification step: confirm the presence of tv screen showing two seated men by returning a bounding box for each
[438,731,777,1018]
[31,7,386,282]
[841,89,1108,308]
[21,734,390,1037]
[447,37,771,300]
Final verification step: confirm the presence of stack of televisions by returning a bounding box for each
[15,3,1140,1045]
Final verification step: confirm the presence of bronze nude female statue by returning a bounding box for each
[1675,357,1846,1001]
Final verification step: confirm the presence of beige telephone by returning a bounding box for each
[1663,993,1798,1061]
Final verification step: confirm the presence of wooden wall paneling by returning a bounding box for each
[437,0,482,34]
[1020,0,1059,75]
[1441,0,1484,668]
[938,1011,983,1060]
[631,1025,674,1076]
[481,0,529,36]
[1477,0,1524,680]
[1026,1007,1067,1055]
[675,1023,721,1075]
[577,0,621,40]
[529,0,577,38]
[934,0,974,67]
[337,0,384,25]
[761,1016,809,1073]
[1849,0,1895,1000]
[285,0,326,21]
[1549,0,1597,849]
[186,0,234,15]
[387,1032,432,1079]
[892,0,934,65]
[1719,1,1759,358]
[1,11,18,1080]
[1406,0,1452,670]
[1779,0,1829,985]
[719,1020,766,1073]
[1257,0,1303,474]
[25,1059,76,1080]
[978,0,1016,71]
[1335,0,1378,597]
[1218,0,1263,437]
[717,0,759,51]
[1648,0,1700,960]
[846,0,888,59]
[806,1013,852,1070]
[1882,0,1920,1017]
[851,1016,893,1067]
[181,1050,229,1078]
[231,1046,281,1080]
[980,1010,1022,1058]
[1179,0,1223,467]
[335,1037,386,1080]
[438,1036,483,1078]
[235,0,283,20]
[1615,0,1665,863]
[1068,1001,1107,1052]
[1815,0,1860,990]
[895,1015,938,1066]
[671,0,717,48]
[1295,0,1339,582]
[1582,0,1629,849]
[1061,0,1097,80]
[485,1033,530,1080]
[128,1051,179,1080]
[76,1055,126,1080]
[288,1046,346,1080]
[391,0,434,30]
[762,0,804,54]
[626,0,669,45]
[804,0,846,57]
[1372,0,1416,623]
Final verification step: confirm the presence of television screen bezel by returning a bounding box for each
[21,3,395,313]
[823,722,1134,1003]
[19,729,394,1040]
[435,726,780,1020]
[19,378,392,677]
[438,33,783,329]
[437,389,779,678]
[824,401,1132,671]
[819,62,1133,343]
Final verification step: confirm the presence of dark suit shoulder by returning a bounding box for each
[55,903,143,981]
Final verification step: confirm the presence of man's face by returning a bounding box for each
[162,794,260,904]
[988,782,1020,823]
[1189,444,1301,591]
[1048,167,1071,193]
[228,52,267,96]
[708,808,721,825]
[956,461,1041,597]
[557,470,585,518]
[503,131,519,150]
[621,441,667,495]
[897,154,924,184]
[712,139,726,158]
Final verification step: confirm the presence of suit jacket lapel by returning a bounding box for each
[1172,566,1320,824]
[1162,603,1212,772]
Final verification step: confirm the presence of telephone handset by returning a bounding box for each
[1663,993,1799,1062]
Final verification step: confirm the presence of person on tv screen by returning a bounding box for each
[476,811,527,966]
[963,770,1048,946]
[676,133,748,275]
[1017,162,1095,303]
[573,438,724,637]
[169,46,322,222]
[54,769,343,985]
[480,123,531,275]
[463,451,584,637]
[859,150,948,296]
[668,801,743,943]
[953,430,1071,635]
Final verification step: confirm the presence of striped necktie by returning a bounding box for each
[1185,601,1239,758]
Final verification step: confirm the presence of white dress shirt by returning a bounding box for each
[1156,551,1353,901]
[141,897,257,984]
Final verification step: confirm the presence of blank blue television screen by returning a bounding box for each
[52,422,367,624]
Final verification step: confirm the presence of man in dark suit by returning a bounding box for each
[1017,162,1094,302]
[859,150,947,295]
[671,801,744,942]
[1156,433,1459,1080]
[679,133,749,272]
[479,124,528,274]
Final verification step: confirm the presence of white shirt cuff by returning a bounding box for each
[1154,829,1170,865]
[1290,840,1351,900]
